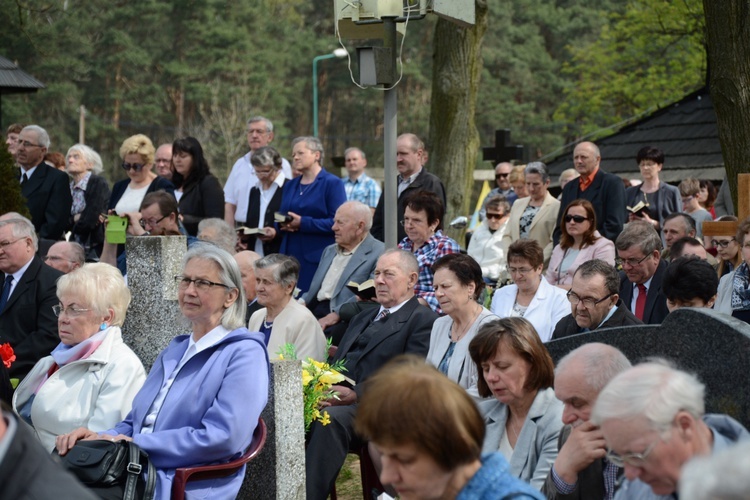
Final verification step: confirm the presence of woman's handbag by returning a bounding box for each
[54,439,156,500]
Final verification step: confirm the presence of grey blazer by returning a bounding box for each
[480,387,564,491]
[301,234,385,313]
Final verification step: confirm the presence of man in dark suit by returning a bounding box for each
[542,343,631,499]
[0,403,99,499]
[302,201,385,338]
[0,215,63,380]
[371,133,446,242]
[233,250,263,323]
[615,220,670,324]
[305,249,438,499]
[551,259,642,340]
[16,125,72,241]
[553,141,625,245]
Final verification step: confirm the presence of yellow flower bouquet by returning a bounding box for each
[278,342,347,432]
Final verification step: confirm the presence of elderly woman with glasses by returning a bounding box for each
[108,134,175,216]
[490,239,569,342]
[57,243,270,500]
[248,254,326,361]
[502,162,561,267]
[12,264,146,453]
[239,146,287,255]
[546,199,615,289]
[65,144,111,258]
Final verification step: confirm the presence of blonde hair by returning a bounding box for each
[56,263,131,327]
[119,134,155,165]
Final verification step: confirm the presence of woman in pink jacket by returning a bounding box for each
[546,199,615,289]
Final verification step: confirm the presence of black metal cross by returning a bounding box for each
[482,129,524,164]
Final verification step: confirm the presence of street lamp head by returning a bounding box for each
[333,48,348,58]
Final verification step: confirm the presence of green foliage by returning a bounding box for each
[553,0,706,140]
[0,143,31,218]
[0,0,705,182]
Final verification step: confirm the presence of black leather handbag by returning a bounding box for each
[54,440,156,500]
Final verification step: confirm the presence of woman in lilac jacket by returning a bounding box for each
[546,199,615,289]
[56,243,270,500]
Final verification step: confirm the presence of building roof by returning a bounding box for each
[0,55,45,93]
[544,87,724,183]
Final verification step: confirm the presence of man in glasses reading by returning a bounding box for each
[551,259,641,340]
[591,362,750,499]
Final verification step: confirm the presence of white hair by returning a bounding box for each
[591,360,705,433]
[67,144,103,174]
[247,116,273,133]
[0,215,38,251]
[556,343,632,393]
[22,124,50,148]
[679,441,750,500]
[197,218,238,255]
[340,200,373,232]
[183,243,245,330]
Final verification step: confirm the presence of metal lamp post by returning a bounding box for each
[312,48,348,137]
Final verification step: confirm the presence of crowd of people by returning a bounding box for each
[1,117,749,499]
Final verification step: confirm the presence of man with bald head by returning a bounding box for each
[154,143,173,180]
[553,141,625,245]
[543,343,632,499]
[43,241,85,274]
[371,133,446,242]
[233,250,262,322]
[302,201,384,340]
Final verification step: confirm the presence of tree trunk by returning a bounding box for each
[428,1,489,241]
[703,1,750,209]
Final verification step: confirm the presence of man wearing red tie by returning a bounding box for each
[615,220,669,324]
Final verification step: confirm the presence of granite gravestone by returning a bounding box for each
[546,308,750,428]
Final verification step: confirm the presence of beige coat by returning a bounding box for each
[248,298,327,361]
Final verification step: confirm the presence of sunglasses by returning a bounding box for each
[495,173,510,179]
[564,214,589,224]
[121,162,146,172]
[486,213,505,220]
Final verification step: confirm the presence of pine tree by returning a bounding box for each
[0,144,31,218]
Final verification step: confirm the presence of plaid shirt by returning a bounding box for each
[399,230,461,313]
[344,172,382,209]
[550,459,619,500]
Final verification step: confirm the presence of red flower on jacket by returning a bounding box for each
[0,343,15,369]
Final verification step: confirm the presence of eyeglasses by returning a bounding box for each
[508,267,534,276]
[52,304,91,317]
[711,238,735,248]
[0,238,26,250]
[154,158,171,165]
[486,213,505,220]
[564,214,589,224]
[254,169,274,176]
[400,218,427,227]
[140,214,168,229]
[567,290,613,308]
[175,275,230,291]
[495,173,509,179]
[615,254,651,268]
[605,438,660,468]
[19,140,42,148]
[121,162,146,172]
[681,196,694,204]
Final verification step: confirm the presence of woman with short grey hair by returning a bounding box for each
[248,253,327,360]
[241,146,286,255]
[56,243,269,499]
[66,144,111,257]
[502,161,561,265]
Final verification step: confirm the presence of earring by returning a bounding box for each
[100,323,107,331]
